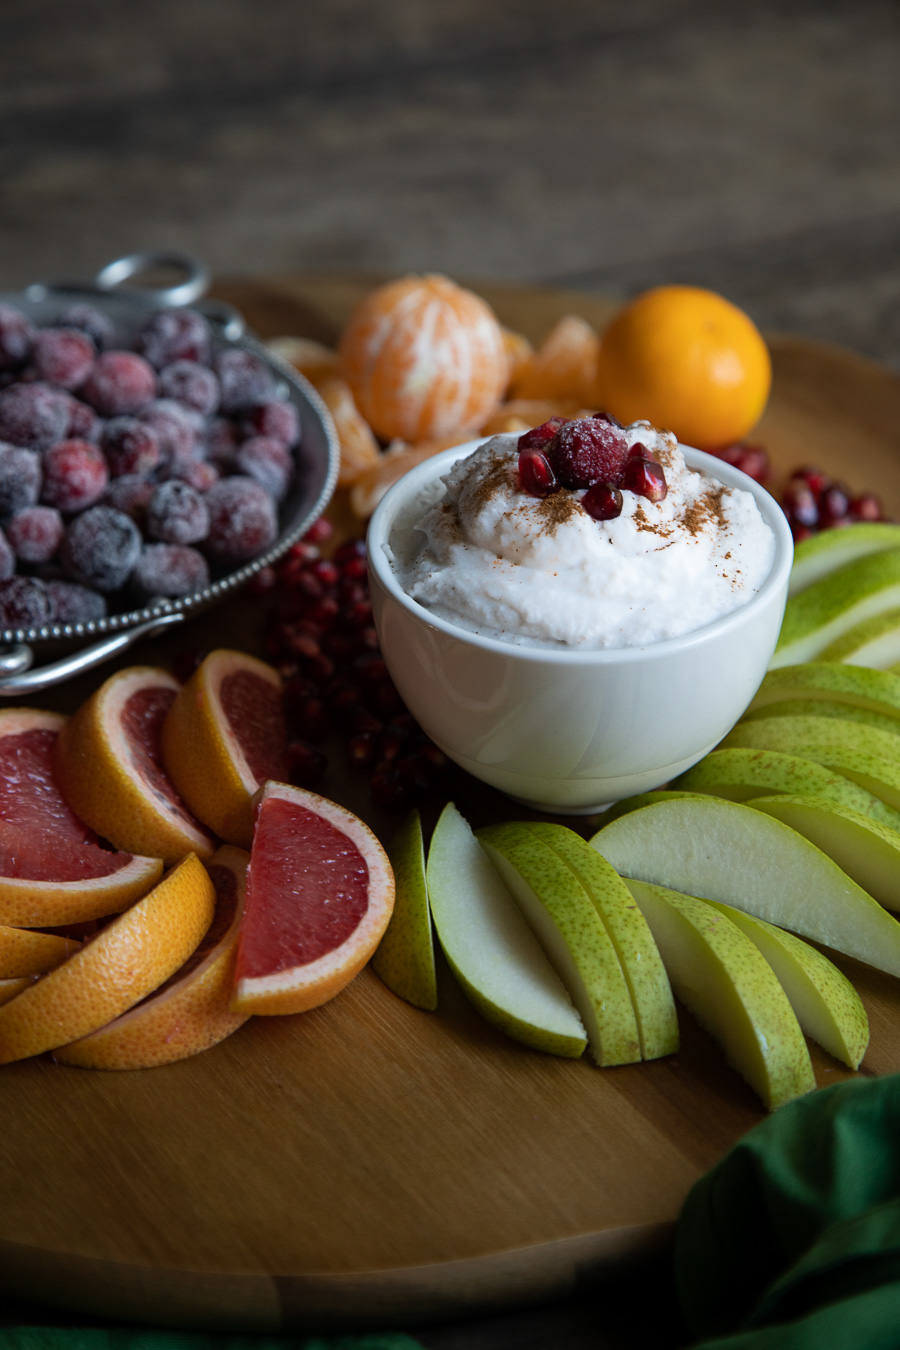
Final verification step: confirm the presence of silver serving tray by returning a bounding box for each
[0,251,339,694]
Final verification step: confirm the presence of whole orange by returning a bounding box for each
[592,286,772,450]
[339,274,508,443]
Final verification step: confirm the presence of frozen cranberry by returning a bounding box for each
[6,506,64,563]
[236,435,292,500]
[101,417,161,477]
[104,474,155,521]
[0,444,41,515]
[0,304,34,373]
[62,393,101,443]
[146,480,210,545]
[41,439,109,513]
[518,448,558,498]
[60,506,142,591]
[139,398,200,471]
[546,417,630,490]
[517,417,566,452]
[55,303,116,353]
[31,328,96,391]
[214,348,275,414]
[782,484,819,535]
[582,481,624,520]
[622,453,668,503]
[713,442,771,484]
[0,382,70,449]
[45,579,107,623]
[204,476,279,563]
[81,351,156,417]
[157,360,220,416]
[138,309,212,369]
[242,399,300,447]
[850,492,884,522]
[0,575,53,629]
[0,529,13,579]
[204,416,240,467]
[132,543,210,598]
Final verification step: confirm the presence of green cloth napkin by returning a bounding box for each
[0,1335,424,1350]
[675,1074,900,1348]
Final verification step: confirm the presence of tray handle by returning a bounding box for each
[94,251,210,308]
[0,612,186,696]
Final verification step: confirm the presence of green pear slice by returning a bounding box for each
[722,714,900,811]
[747,793,900,913]
[522,822,678,1059]
[747,662,900,721]
[740,698,900,739]
[477,822,642,1066]
[672,747,900,834]
[371,810,437,1011]
[789,524,900,597]
[820,606,900,668]
[426,803,586,1058]
[597,790,709,829]
[696,896,868,1070]
[624,879,815,1109]
[590,797,900,977]
[772,549,900,668]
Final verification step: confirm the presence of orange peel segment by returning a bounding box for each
[0,852,216,1065]
[56,846,250,1071]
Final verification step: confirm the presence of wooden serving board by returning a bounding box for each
[2,278,900,1333]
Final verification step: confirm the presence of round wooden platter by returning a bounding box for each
[3,278,900,1333]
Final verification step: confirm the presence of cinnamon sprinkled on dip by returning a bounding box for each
[387,425,775,649]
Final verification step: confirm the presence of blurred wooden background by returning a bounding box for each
[1,3,899,1347]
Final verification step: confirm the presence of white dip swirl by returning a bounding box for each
[388,426,776,649]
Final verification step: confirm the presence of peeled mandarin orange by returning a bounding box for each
[339,274,507,443]
[162,649,289,849]
[479,399,584,437]
[231,781,394,1016]
[0,924,81,978]
[56,845,249,1071]
[0,709,163,928]
[501,326,534,389]
[315,376,382,487]
[510,314,601,405]
[348,431,476,519]
[593,285,772,450]
[54,667,217,866]
[0,852,215,1064]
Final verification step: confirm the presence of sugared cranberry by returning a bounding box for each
[582,481,624,520]
[0,444,41,515]
[518,448,558,498]
[204,476,278,563]
[214,348,275,414]
[516,417,567,452]
[236,435,292,500]
[31,328,96,391]
[308,518,336,547]
[104,474,156,521]
[174,459,220,492]
[81,351,156,417]
[0,382,70,450]
[0,529,13,580]
[132,543,210,598]
[546,417,630,490]
[6,506,64,563]
[204,416,240,467]
[55,304,116,352]
[62,393,101,443]
[0,304,34,372]
[139,398,201,473]
[157,360,220,416]
[101,417,161,477]
[60,506,142,591]
[146,481,210,546]
[621,453,668,503]
[782,484,819,535]
[713,442,771,484]
[41,439,109,513]
[242,399,300,447]
[45,579,107,624]
[138,309,212,369]
[0,575,53,629]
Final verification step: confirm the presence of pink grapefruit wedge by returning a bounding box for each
[0,709,163,927]
[231,782,395,1016]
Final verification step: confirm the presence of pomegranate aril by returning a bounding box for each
[582,481,623,521]
[714,442,771,483]
[790,465,831,496]
[518,448,558,498]
[782,484,819,533]
[306,517,335,546]
[288,695,331,743]
[517,417,567,452]
[369,769,412,812]
[287,739,328,787]
[850,493,883,521]
[348,705,383,736]
[819,483,851,525]
[621,454,668,503]
[347,732,378,768]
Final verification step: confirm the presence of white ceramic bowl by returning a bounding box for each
[367,439,794,814]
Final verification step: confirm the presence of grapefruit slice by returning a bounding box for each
[231,782,394,1016]
[162,650,289,849]
[54,667,217,866]
[56,845,250,1070]
[0,709,164,927]
[0,852,216,1065]
[0,977,35,1007]
[0,924,82,978]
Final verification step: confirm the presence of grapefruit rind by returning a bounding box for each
[54,666,217,866]
[0,976,35,1007]
[0,853,216,1065]
[231,782,395,1016]
[56,845,250,1071]
[162,650,285,849]
[0,924,82,977]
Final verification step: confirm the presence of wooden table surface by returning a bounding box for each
[2,278,900,1346]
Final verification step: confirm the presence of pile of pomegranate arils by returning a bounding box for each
[517,413,667,514]
[257,520,449,812]
[0,300,301,629]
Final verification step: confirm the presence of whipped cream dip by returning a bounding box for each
[386,425,776,650]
